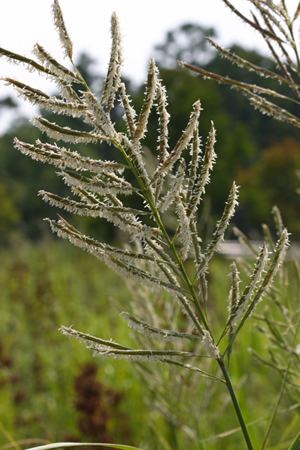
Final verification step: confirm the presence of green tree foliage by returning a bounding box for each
[154,23,216,68]
[238,138,300,235]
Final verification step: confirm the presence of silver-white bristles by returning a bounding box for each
[83,91,116,138]
[101,12,122,111]
[187,122,217,218]
[32,117,112,144]
[58,171,133,197]
[133,59,158,144]
[41,191,156,239]
[60,326,199,362]
[241,229,290,321]
[152,100,202,182]
[176,196,192,261]
[202,182,239,269]
[231,244,269,326]
[52,0,73,60]
[33,43,79,83]
[156,79,170,164]
[5,77,86,118]
[14,139,123,174]
[119,82,137,137]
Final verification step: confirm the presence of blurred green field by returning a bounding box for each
[0,240,146,447]
[1,240,300,449]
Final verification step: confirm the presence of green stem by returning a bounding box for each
[218,358,254,450]
[151,207,210,331]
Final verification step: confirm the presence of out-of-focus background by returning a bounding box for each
[0,1,299,449]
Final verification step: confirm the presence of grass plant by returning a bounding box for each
[1,1,299,449]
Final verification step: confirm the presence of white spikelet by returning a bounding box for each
[14,139,122,174]
[101,12,122,111]
[187,122,217,218]
[5,77,86,118]
[153,100,202,182]
[207,38,292,87]
[47,217,159,267]
[32,117,111,144]
[45,192,158,240]
[245,229,290,317]
[52,0,73,60]
[272,205,284,237]
[176,196,192,261]
[133,59,158,143]
[156,79,170,163]
[119,82,137,137]
[227,262,241,324]
[33,43,79,83]
[247,92,300,128]
[82,91,116,137]
[58,82,80,103]
[186,128,202,203]
[232,244,269,326]
[120,134,153,195]
[104,255,184,297]
[59,171,132,197]
[202,182,239,268]
[47,218,173,295]
[0,46,67,81]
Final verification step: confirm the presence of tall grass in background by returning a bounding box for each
[0,1,300,449]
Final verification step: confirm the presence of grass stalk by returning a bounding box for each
[217,358,254,450]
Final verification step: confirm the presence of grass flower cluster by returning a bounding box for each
[182,0,300,129]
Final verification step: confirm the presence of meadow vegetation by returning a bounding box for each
[1,242,299,449]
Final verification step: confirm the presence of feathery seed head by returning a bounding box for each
[101,12,122,111]
[4,4,292,395]
[52,0,73,60]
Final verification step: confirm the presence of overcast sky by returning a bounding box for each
[0,0,298,130]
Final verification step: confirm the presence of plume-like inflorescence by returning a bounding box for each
[181,1,300,128]
[61,325,202,362]
[3,0,289,385]
[101,12,122,112]
[52,0,73,61]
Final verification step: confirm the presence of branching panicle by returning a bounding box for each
[152,100,202,183]
[4,6,291,449]
[183,1,300,128]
